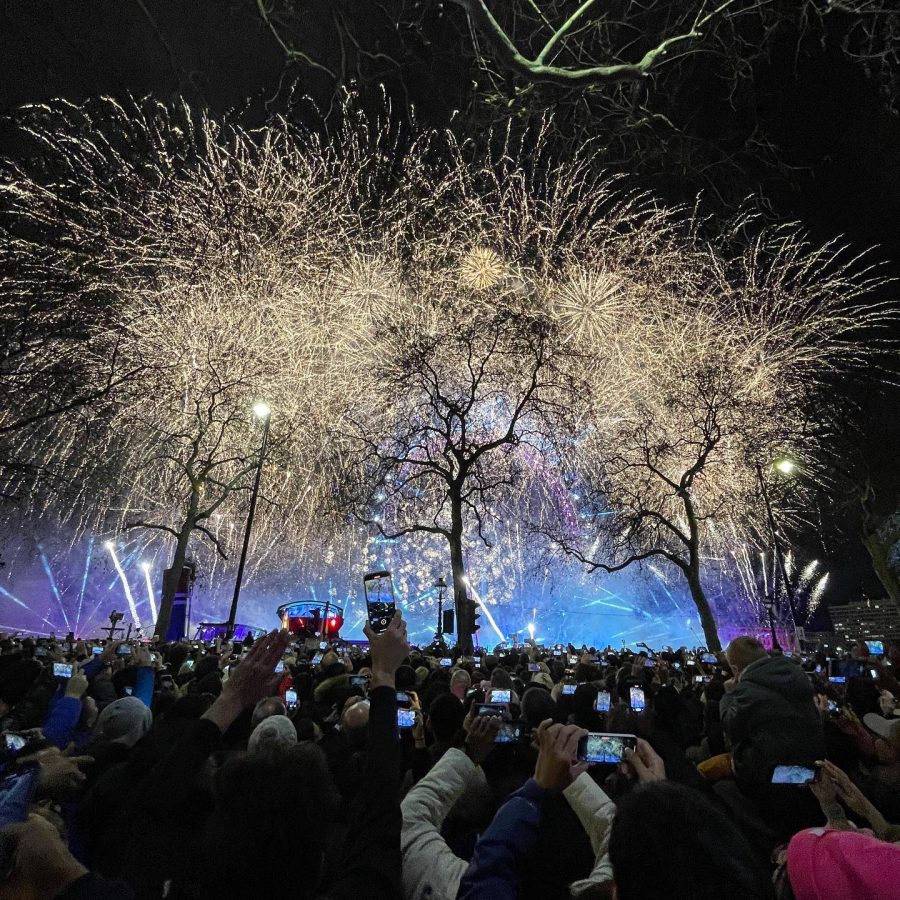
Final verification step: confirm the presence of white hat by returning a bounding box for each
[863,713,900,746]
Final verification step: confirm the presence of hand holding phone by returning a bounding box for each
[772,765,817,785]
[629,687,645,711]
[577,732,638,764]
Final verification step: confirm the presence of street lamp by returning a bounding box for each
[764,594,782,651]
[435,576,447,641]
[226,402,271,637]
[755,460,800,647]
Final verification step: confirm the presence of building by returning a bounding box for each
[827,599,900,645]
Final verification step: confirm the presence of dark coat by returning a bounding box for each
[720,655,825,783]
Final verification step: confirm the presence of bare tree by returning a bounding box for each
[115,347,279,639]
[334,306,581,653]
[545,363,784,652]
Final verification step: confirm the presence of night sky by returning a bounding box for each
[1,1,898,634]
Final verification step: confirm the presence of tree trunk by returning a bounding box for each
[861,529,900,605]
[155,519,192,640]
[449,489,473,654]
[685,564,721,652]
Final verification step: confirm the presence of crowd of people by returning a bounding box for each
[0,616,898,899]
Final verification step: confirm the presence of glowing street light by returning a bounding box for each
[775,459,797,475]
[252,401,271,419]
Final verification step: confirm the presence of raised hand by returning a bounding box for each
[365,611,409,689]
[623,738,666,783]
[533,720,586,791]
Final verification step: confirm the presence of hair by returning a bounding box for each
[490,667,513,690]
[521,686,558,728]
[251,696,287,728]
[428,692,465,742]
[200,743,339,900]
[725,636,767,673]
[609,781,770,900]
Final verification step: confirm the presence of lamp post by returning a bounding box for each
[755,460,800,645]
[764,594,782,651]
[226,402,271,638]
[435,576,447,642]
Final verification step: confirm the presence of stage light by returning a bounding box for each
[253,401,271,419]
[775,459,796,475]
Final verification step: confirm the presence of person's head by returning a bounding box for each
[251,696,287,728]
[201,742,339,900]
[248,714,298,755]
[340,697,370,748]
[320,650,339,670]
[450,668,471,700]
[427,693,464,742]
[725,636,767,678]
[846,676,881,718]
[609,781,769,900]
[92,696,153,748]
[521,686,558,728]
[490,667,513,690]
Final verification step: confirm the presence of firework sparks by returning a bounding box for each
[0,96,893,638]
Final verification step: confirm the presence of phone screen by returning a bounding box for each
[53,663,73,678]
[439,658,452,667]
[701,653,717,664]
[495,721,525,743]
[771,765,817,785]
[870,669,878,679]
[117,645,132,656]
[284,689,298,709]
[595,691,611,712]
[553,650,561,656]
[828,676,846,684]
[396,691,411,704]
[491,690,511,703]
[397,708,417,728]
[476,703,508,718]
[364,571,396,634]
[577,732,637,764]
[528,663,540,672]
[311,653,323,665]
[827,700,839,713]
[694,675,711,684]
[92,646,103,656]
[629,687,645,711]
[866,641,884,655]
[349,675,368,687]
[274,661,285,673]
[561,684,576,696]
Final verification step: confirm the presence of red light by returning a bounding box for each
[330,618,336,626]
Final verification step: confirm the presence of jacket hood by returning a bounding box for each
[740,655,812,701]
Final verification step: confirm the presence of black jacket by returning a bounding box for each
[720,655,825,783]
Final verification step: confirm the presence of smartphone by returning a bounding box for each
[311,653,324,665]
[349,675,368,687]
[701,653,717,664]
[0,765,39,829]
[828,676,846,684]
[771,765,817,785]
[396,691,411,705]
[629,687,645,711]
[495,721,526,743]
[285,689,298,710]
[491,689,511,703]
[34,647,49,658]
[827,700,840,714]
[527,663,540,673]
[397,708,417,729]
[595,691,611,712]
[363,570,396,634]
[561,684,577,696]
[274,661,285,674]
[644,660,656,668]
[117,645,132,656]
[184,659,194,669]
[866,640,884,655]
[4,733,37,754]
[553,650,562,656]
[439,658,452,668]
[92,646,103,656]
[52,663,73,679]
[569,656,578,665]
[870,669,878,679]
[577,732,637,764]
[694,675,712,685]
[672,662,681,670]
[476,703,508,718]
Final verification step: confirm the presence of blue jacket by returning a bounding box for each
[457,778,547,900]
